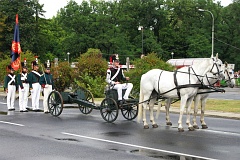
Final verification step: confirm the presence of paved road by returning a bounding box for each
[0,96,240,160]
[208,87,240,100]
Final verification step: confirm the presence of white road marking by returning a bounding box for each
[62,132,216,160]
[0,121,24,127]
[200,129,240,136]
[0,102,7,105]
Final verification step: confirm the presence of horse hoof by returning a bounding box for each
[193,125,199,129]
[188,127,195,131]
[178,128,184,132]
[202,125,208,129]
[166,122,172,126]
[152,124,158,128]
[144,125,149,129]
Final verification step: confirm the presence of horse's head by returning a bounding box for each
[209,53,225,80]
[224,62,235,88]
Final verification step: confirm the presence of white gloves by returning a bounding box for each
[21,88,25,92]
[45,84,49,88]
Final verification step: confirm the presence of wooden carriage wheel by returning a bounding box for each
[47,90,63,117]
[75,87,94,114]
[121,96,138,120]
[121,103,138,120]
[100,98,118,123]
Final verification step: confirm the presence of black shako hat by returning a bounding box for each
[31,56,39,69]
[44,60,51,69]
[21,58,27,69]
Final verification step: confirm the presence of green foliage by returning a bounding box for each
[51,61,75,92]
[75,73,106,98]
[0,0,45,56]
[0,13,7,57]
[76,48,108,78]
[126,53,174,97]
[74,48,108,97]
[1,0,240,71]
[0,54,12,84]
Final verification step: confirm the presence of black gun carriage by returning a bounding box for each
[47,86,138,123]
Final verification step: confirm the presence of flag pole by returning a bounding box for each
[17,14,22,73]
[11,13,22,71]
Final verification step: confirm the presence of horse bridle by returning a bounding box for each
[204,74,219,86]
[224,69,234,84]
[209,58,224,79]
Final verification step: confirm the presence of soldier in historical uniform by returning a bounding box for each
[106,58,133,105]
[39,60,54,113]
[17,58,29,112]
[27,57,42,111]
[4,65,17,111]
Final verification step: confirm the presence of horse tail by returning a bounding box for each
[155,100,162,119]
[137,84,143,123]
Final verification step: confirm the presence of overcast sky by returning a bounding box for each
[38,0,233,19]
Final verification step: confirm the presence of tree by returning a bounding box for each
[217,1,240,69]
[0,0,45,56]
[0,13,7,57]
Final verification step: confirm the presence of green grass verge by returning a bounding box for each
[171,99,240,113]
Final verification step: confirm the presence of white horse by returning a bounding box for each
[164,62,235,129]
[138,54,224,132]
[192,62,235,129]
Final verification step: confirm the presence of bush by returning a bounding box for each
[51,61,75,92]
[75,48,108,97]
[75,73,105,98]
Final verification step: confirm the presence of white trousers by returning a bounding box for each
[19,83,29,111]
[112,83,133,100]
[7,85,16,109]
[31,83,41,110]
[43,85,52,112]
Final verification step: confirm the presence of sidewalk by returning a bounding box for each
[0,92,239,120]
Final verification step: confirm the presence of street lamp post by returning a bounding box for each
[138,26,143,54]
[198,9,214,56]
[67,52,70,64]
[171,52,174,59]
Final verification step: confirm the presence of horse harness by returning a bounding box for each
[163,67,204,99]
[135,59,225,105]
[156,64,224,100]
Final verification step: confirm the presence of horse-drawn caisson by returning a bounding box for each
[47,84,139,123]
[47,53,234,132]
